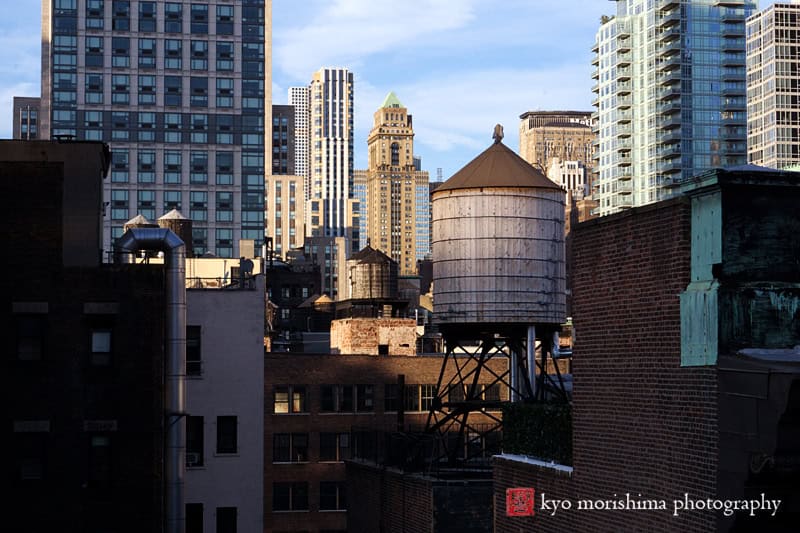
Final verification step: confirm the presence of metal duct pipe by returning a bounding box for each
[510,348,519,402]
[116,227,186,533]
[527,326,536,399]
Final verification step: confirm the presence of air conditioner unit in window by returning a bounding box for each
[186,452,201,466]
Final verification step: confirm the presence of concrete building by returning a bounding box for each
[361,92,430,275]
[352,168,369,252]
[494,167,800,533]
[289,86,310,198]
[518,110,594,178]
[592,0,754,216]
[747,1,800,169]
[303,234,349,300]
[308,68,356,251]
[265,174,305,258]
[546,157,589,200]
[40,0,272,258]
[4,140,171,531]
[185,262,265,533]
[12,96,41,139]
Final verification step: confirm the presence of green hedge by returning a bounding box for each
[502,402,572,466]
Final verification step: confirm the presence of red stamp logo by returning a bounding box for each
[506,487,536,517]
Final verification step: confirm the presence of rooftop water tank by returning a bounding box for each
[432,127,566,325]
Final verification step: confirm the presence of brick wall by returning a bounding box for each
[495,198,720,532]
[330,318,417,355]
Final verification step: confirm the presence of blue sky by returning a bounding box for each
[0,1,779,180]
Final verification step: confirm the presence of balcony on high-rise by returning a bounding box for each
[616,81,632,95]
[617,110,633,124]
[616,94,632,109]
[617,66,632,80]
[656,9,680,29]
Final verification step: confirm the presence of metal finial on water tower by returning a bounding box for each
[493,124,504,144]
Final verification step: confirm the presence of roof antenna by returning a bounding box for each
[493,124,504,144]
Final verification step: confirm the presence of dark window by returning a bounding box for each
[391,142,400,166]
[186,503,203,533]
[88,435,111,488]
[186,416,204,466]
[273,385,306,413]
[449,384,465,403]
[272,433,308,463]
[165,2,182,33]
[356,384,374,412]
[216,416,237,454]
[90,329,112,366]
[111,0,130,30]
[384,384,398,412]
[191,4,209,34]
[187,325,201,376]
[319,433,350,462]
[378,344,389,355]
[320,482,347,511]
[16,315,45,361]
[216,507,236,533]
[405,385,420,412]
[272,482,308,511]
[164,75,182,106]
[138,1,156,31]
[483,383,501,401]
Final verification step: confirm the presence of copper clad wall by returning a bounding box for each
[432,187,566,324]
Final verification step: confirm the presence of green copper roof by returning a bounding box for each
[381,91,403,108]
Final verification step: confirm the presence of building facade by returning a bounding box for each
[265,174,305,258]
[518,110,594,178]
[289,86,310,198]
[12,96,41,139]
[308,68,355,250]
[271,104,295,175]
[185,265,265,533]
[592,0,754,216]
[747,1,800,169]
[547,157,589,200]
[361,92,429,275]
[40,0,271,257]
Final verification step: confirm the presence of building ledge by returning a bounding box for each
[494,453,573,477]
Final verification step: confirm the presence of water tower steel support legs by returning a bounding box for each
[527,325,536,399]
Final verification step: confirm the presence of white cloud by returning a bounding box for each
[274,0,479,81]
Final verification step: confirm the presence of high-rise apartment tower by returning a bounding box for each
[747,1,800,169]
[41,0,271,257]
[288,86,310,197]
[592,0,754,216]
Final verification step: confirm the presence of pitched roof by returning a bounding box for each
[350,245,396,265]
[435,140,562,192]
[381,91,403,109]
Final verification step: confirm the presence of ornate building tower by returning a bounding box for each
[363,92,429,275]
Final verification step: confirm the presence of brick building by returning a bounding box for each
[494,168,800,533]
[265,351,507,533]
[4,141,171,531]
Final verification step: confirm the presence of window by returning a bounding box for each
[111,74,129,105]
[404,384,436,412]
[85,36,103,67]
[88,435,111,488]
[164,190,182,212]
[319,433,349,462]
[186,416,204,466]
[86,0,104,29]
[190,150,208,183]
[111,37,129,67]
[216,41,233,70]
[191,3,209,34]
[190,191,208,222]
[216,78,234,108]
[90,329,112,366]
[319,482,347,511]
[164,76,182,106]
[216,507,236,533]
[272,433,308,463]
[216,115,234,144]
[216,229,233,258]
[165,2,182,33]
[272,482,308,511]
[138,38,156,68]
[191,78,208,108]
[216,152,233,185]
[164,113,183,143]
[85,74,103,103]
[216,416,237,454]
[111,189,129,220]
[186,503,203,533]
[111,148,129,181]
[273,385,306,413]
[187,325,201,376]
[164,151,182,183]
[191,40,208,70]
[111,0,130,31]
[165,39,182,69]
[192,228,208,256]
[216,192,233,222]
[138,1,156,32]
[320,385,373,413]
[16,315,45,361]
[138,75,156,105]
[137,150,155,183]
[216,5,234,35]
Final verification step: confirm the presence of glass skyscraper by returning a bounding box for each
[41,0,269,257]
[592,0,754,216]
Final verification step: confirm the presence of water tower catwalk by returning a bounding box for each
[426,125,568,464]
